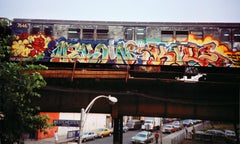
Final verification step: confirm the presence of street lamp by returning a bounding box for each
[78,95,118,144]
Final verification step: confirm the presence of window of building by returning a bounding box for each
[190,31,203,39]
[82,29,94,40]
[136,27,146,40]
[161,31,174,42]
[97,29,108,40]
[176,31,188,42]
[43,25,53,36]
[233,29,240,42]
[68,28,80,39]
[124,27,134,40]
[31,24,42,35]
[220,29,231,41]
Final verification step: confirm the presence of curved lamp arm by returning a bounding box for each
[79,95,117,144]
[85,95,118,113]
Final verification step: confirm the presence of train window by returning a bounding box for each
[136,27,146,40]
[176,31,188,42]
[161,31,173,42]
[31,24,42,35]
[204,29,219,39]
[233,29,240,42]
[220,29,231,41]
[190,31,203,39]
[124,27,134,40]
[97,29,108,40]
[68,28,80,39]
[43,25,53,37]
[82,29,94,40]
[233,29,240,51]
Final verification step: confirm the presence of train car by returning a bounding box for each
[9,18,240,75]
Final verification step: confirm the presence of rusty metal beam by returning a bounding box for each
[35,80,239,122]
[34,69,128,79]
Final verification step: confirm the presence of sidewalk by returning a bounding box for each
[24,135,75,144]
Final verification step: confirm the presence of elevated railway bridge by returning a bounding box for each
[7,18,240,143]
[33,63,239,144]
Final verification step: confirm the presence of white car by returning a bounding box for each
[172,121,182,130]
[76,132,97,142]
[123,125,129,133]
[182,119,194,127]
[176,73,206,82]
[224,130,236,137]
[162,125,177,133]
[131,131,154,144]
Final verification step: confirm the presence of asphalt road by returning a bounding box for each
[83,130,167,144]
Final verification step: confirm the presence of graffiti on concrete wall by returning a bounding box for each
[11,33,240,67]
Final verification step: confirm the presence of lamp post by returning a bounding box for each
[160,118,163,144]
[78,95,118,144]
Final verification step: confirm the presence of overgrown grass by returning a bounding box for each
[202,122,236,131]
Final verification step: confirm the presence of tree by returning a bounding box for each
[0,18,11,61]
[0,18,51,144]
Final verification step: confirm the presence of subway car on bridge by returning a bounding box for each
[9,18,240,79]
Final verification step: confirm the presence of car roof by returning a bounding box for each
[164,124,173,127]
[138,131,151,134]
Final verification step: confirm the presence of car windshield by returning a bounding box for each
[137,133,147,138]
[127,121,133,124]
[164,125,172,128]
[97,128,104,132]
[173,121,179,125]
[225,130,235,134]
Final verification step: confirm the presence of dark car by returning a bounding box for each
[126,120,142,130]
[205,129,225,136]
[111,125,129,133]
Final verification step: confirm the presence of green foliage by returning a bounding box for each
[0,18,12,62]
[0,62,50,143]
[0,18,51,144]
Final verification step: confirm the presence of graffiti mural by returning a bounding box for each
[11,33,240,67]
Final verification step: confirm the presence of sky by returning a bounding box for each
[1,0,240,23]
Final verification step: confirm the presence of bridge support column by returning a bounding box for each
[112,104,122,144]
[113,116,123,144]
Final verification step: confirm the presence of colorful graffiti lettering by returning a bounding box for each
[11,33,240,67]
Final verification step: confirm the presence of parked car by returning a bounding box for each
[131,131,154,144]
[111,125,129,133]
[205,129,225,137]
[224,130,236,138]
[82,132,97,142]
[123,125,129,133]
[172,121,183,130]
[126,120,142,130]
[192,119,202,124]
[75,131,97,142]
[182,119,194,127]
[162,125,177,133]
[95,128,113,138]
